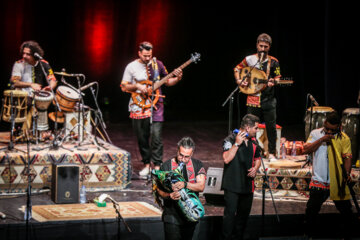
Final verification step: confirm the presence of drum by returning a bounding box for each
[34,91,53,111]
[341,108,359,164]
[55,86,80,112]
[34,91,54,131]
[305,106,334,139]
[64,104,92,141]
[2,90,28,123]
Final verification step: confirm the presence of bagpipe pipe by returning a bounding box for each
[151,163,205,222]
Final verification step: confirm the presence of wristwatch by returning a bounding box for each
[234,143,240,148]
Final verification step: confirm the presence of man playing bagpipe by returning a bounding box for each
[152,137,206,240]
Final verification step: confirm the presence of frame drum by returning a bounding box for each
[2,90,28,123]
[305,106,334,139]
[341,108,359,164]
[55,86,80,112]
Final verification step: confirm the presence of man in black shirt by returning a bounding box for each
[234,33,281,161]
[222,114,261,239]
[156,137,206,240]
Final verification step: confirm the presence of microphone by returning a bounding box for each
[34,52,43,60]
[233,129,249,138]
[80,82,97,91]
[0,211,6,219]
[308,94,319,106]
[259,52,264,63]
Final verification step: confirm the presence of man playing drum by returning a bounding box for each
[10,41,57,130]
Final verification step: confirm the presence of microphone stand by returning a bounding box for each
[222,56,262,134]
[252,139,280,235]
[89,85,111,146]
[24,130,32,240]
[106,196,132,239]
[36,61,72,152]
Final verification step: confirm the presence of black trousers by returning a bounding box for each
[132,118,163,166]
[247,98,277,155]
[222,191,254,240]
[163,222,197,240]
[305,187,354,237]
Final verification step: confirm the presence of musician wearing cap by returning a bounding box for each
[234,33,281,161]
[120,41,183,177]
[10,40,57,94]
[303,111,356,238]
[221,114,261,240]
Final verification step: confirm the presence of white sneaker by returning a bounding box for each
[268,154,277,162]
[139,167,151,176]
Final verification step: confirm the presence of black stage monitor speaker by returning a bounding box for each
[51,164,80,204]
[203,167,225,205]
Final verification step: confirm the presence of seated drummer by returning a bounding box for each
[10,40,57,95]
[10,41,57,130]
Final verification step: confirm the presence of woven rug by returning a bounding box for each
[20,201,162,222]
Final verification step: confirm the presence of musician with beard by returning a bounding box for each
[121,41,183,177]
[234,33,281,161]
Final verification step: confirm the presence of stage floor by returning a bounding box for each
[1,121,360,239]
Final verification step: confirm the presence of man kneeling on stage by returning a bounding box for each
[221,114,261,240]
[303,111,356,238]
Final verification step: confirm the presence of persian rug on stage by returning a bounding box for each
[254,158,360,200]
[0,135,131,194]
[19,201,161,222]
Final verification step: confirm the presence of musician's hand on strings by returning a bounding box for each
[31,83,42,91]
[268,78,275,87]
[240,79,249,87]
[169,191,181,200]
[136,83,149,94]
[173,68,183,80]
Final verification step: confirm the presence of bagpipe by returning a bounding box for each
[151,163,205,222]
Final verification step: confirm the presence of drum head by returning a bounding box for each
[3,89,28,97]
[34,90,52,98]
[343,108,360,115]
[307,106,334,113]
[57,86,80,100]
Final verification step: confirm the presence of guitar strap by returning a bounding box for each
[150,59,160,82]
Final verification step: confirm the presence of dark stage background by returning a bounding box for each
[0,0,359,137]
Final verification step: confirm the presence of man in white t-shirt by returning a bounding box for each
[121,41,182,177]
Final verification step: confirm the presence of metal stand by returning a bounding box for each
[24,131,32,240]
[258,148,280,236]
[222,87,238,135]
[35,62,72,152]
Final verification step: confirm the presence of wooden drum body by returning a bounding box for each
[341,108,359,163]
[55,86,80,112]
[2,90,28,123]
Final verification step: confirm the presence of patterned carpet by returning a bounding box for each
[20,201,162,222]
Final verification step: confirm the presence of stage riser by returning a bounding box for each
[0,140,131,194]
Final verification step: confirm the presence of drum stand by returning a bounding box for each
[36,62,72,152]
